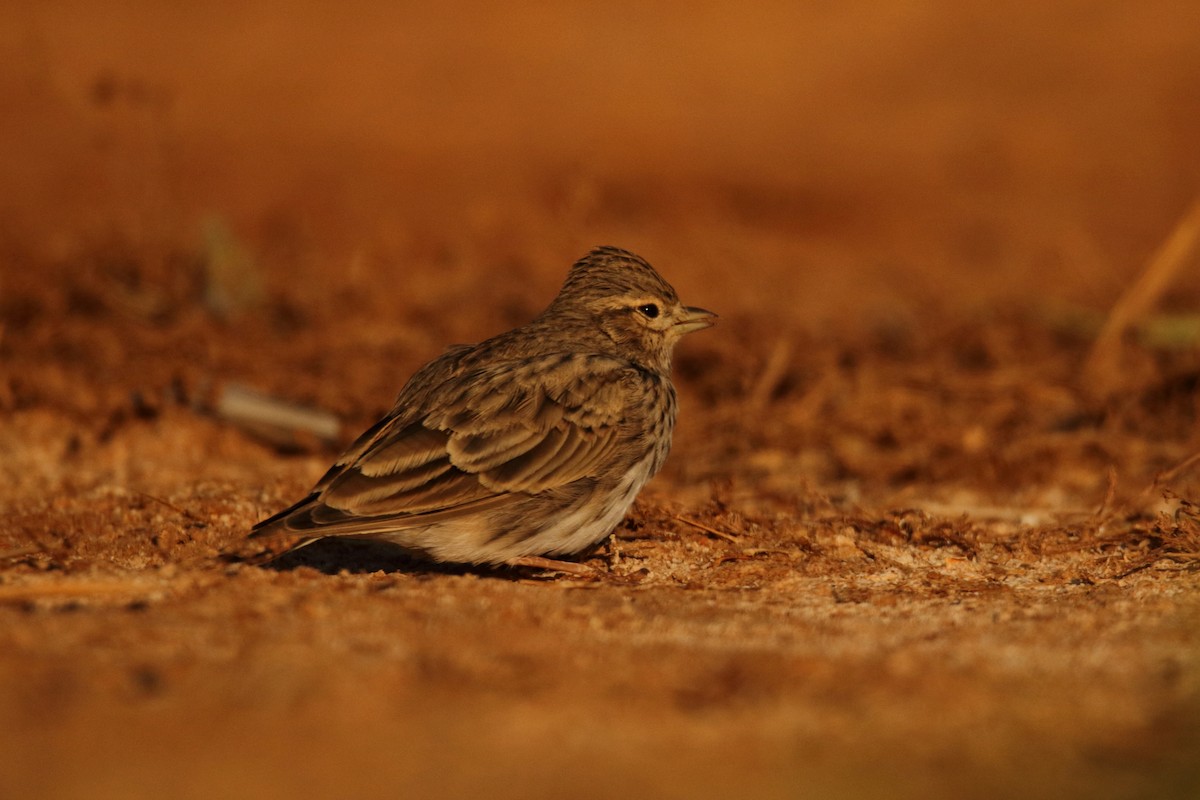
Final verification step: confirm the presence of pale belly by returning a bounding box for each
[385,455,657,564]
[535,456,656,557]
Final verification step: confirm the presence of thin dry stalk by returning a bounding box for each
[747,337,792,412]
[1144,449,1200,493]
[1084,197,1200,392]
[1093,465,1119,524]
[132,490,207,525]
[675,514,739,543]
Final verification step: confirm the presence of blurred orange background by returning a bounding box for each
[5,0,1200,324]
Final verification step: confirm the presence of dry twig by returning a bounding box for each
[213,383,341,450]
[675,514,739,543]
[1084,198,1200,393]
[747,336,792,412]
[1141,449,1200,496]
[132,490,207,525]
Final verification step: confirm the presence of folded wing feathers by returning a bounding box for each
[326,456,456,510]
[268,355,639,535]
[445,424,545,472]
[357,425,449,477]
[336,468,495,517]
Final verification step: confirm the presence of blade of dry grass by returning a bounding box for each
[1084,197,1200,393]
[674,514,739,543]
[746,336,792,413]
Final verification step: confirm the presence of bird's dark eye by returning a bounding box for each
[636,303,660,319]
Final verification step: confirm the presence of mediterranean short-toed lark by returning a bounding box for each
[249,246,715,573]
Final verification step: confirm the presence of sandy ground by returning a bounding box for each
[3,2,1200,798]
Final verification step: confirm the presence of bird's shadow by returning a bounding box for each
[227,537,603,581]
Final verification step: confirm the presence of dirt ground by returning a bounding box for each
[3,3,1200,798]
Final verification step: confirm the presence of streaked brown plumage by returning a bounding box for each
[249,246,715,572]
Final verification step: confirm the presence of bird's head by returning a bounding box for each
[546,246,716,372]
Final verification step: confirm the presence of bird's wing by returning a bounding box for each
[250,354,643,539]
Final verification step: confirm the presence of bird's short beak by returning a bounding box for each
[674,306,717,335]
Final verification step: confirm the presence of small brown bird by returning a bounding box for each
[249,246,715,573]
